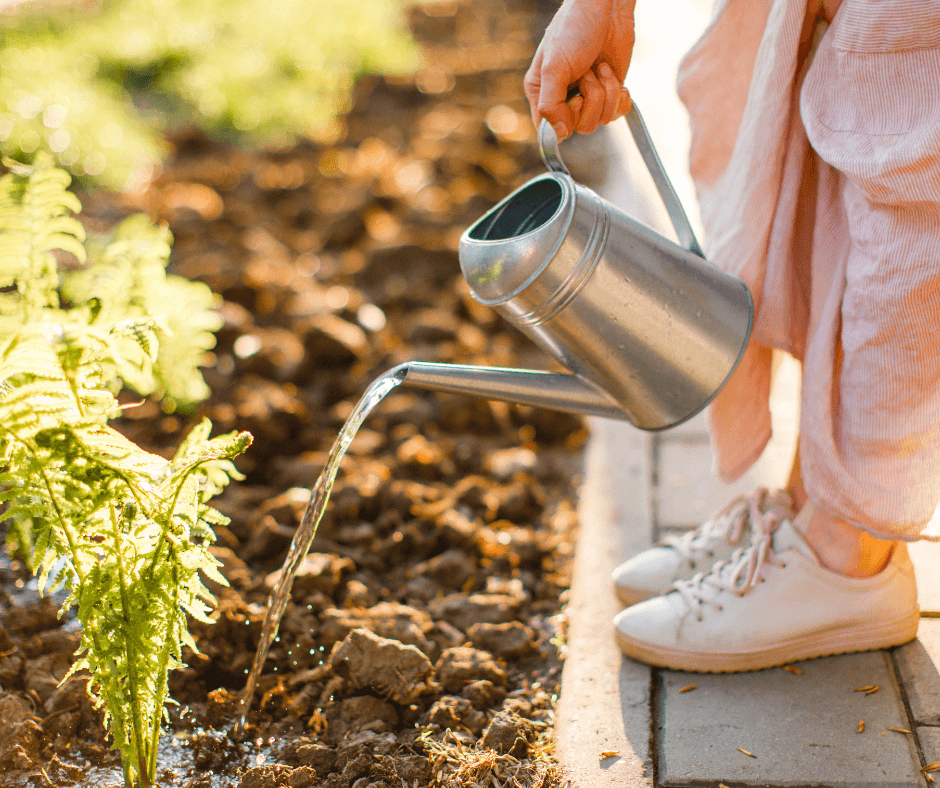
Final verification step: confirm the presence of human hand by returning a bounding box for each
[524,0,636,139]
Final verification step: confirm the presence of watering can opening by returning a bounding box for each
[468,178,564,241]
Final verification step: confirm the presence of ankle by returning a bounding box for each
[795,504,896,578]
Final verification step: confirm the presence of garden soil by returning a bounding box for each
[0,0,598,785]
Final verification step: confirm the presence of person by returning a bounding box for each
[524,0,940,673]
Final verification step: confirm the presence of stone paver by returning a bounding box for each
[917,726,940,774]
[554,419,654,788]
[658,652,923,787]
[896,619,940,726]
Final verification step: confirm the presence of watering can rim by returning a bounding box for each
[459,172,578,306]
[459,171,573,246]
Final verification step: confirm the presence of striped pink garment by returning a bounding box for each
[676,0,940,541]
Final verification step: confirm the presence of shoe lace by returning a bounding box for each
[660,487,776,563]
[673,501,790,620]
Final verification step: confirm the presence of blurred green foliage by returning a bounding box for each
[0,0,419,190]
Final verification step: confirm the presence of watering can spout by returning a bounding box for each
[391,361,627,421]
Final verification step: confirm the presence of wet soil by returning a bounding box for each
[0,0,589,785]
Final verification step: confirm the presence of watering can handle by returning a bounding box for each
[538,102,705,259]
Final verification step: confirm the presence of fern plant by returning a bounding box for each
[0,154,251,787]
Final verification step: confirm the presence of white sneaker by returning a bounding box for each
[611,488,795,606]
[613,506,919,673]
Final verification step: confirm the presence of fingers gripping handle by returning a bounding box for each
[538,103,704,259]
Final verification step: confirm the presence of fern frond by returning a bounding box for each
[63,214,172,314]
[63,213,219,407]
[0,326,70,382]
[0,153,85,313]
[163,424,251,526]
[0,156,249,788]
[71,424,169,482]
[148,275,222,408]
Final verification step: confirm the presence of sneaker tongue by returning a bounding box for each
[771,519,818,563]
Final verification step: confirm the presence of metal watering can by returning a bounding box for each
[391,104,753,431]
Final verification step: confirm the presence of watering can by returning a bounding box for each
[391,103,753,431]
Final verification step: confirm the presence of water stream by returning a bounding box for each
[236,367,407,731]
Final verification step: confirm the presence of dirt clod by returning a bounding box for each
[460,679,507,710]
[23,652,71,704]
[429,592,520,632]
[435,646,507,694]
[330,628,432,704]
[0,653,23,688]
[191,729,241,770]
[281,739,336,775]
[1,599,61,636]
[324,696,399,742]
[320,602,435,655]
[413,549,476,590]
[0,691,33,729]
[468,621,536,658]
[479,709,536,757]
[237,765,292,788]
[266,552,355,597]
[425,695,487,735]
[0,623,13,653]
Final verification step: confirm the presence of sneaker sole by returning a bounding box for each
[614,608,920,673]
